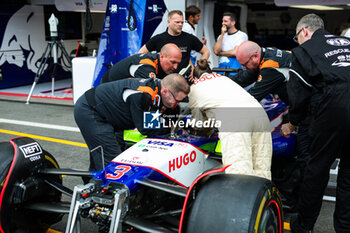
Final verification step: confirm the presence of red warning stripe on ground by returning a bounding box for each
[0,92,73,101]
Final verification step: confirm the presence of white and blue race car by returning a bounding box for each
[0,97,291,233]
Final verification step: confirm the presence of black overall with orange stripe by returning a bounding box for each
[74,78,171,171]
[101,52,167,83]
[234,47,292,104]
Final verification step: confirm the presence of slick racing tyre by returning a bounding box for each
[14,151,63,232]
[0,139,63,233]
[185,174,283,233]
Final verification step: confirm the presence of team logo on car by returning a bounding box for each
[326,38,350,46]
[149,72,156,78]
[144,110,161,129]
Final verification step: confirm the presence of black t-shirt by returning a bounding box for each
[145,31,203,73]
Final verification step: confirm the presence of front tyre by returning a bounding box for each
[185,174,283,233]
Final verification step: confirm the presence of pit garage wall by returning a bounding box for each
[0,4,76,89]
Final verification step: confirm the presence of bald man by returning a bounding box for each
[234,40,292,104]
[101,43,182,83]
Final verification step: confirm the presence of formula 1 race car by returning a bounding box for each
[0,97,291,233]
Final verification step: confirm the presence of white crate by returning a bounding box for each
[72,56,96,104]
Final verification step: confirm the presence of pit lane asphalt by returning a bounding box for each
[0,99,336,233]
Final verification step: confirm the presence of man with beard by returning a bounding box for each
[213,12,248,74]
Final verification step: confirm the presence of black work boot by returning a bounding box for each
[290,215,313,233]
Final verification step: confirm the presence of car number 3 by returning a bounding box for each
[106,165,131,180]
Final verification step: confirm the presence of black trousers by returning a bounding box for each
[295,90,322,170]
[275,90,321,199]
[74,95,124,171]
[296,92,350,232]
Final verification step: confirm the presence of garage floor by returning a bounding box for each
[0,79,73,105]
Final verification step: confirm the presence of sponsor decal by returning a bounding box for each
[19,142,42,158]
[147,4,162,13]
[178,46,188,53]
[144,145,169,150]
[120,156,146,165]
[19,142,42,162]
[110,4,117,13]
[149,72,156,78]
[147,140,174,147]
[276,49,282,57]
[169,151,196,173]
[324,48,350,58]
[175,142,188,148]
[193,73,222,85]
[332,54,350,67]
[332,61,350,67]
[326,38,350,46]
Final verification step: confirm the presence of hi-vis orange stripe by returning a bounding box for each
[137,86,158,100]
[259,59,280,69]
[140,58,159,73]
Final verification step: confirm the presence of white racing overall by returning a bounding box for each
[189,73,272,179]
